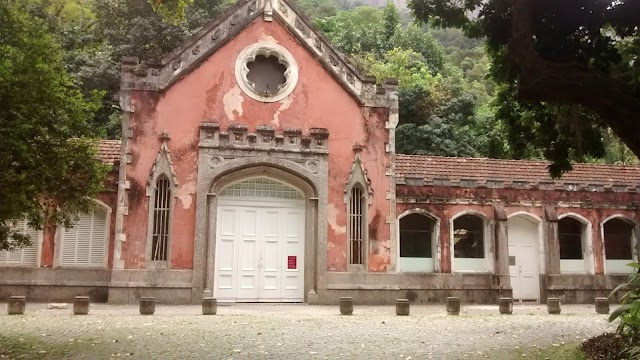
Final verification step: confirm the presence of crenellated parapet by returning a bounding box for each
[199,122,329,154]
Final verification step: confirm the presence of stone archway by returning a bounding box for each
[191,148,328,303]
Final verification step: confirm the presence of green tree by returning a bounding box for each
[0,2,108,250]
[409,0,640,175]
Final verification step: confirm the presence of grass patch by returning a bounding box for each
[0,333,68,359]
[0,333,101,360]
[489,343,585,360]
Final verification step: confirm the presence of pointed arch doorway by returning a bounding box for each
[214,177,306,302]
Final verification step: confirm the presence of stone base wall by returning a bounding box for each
[0,268,111,303]
[311,272,510,305]
[2,268,631,305]
[541,274,629,304]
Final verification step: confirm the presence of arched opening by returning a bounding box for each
[558,216,589,273]
[603,217,636,273]
[214,176,306,302]
[399,213,437,272]
[452,213,487,272]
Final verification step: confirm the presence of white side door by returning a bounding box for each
[508,216,540,301]
[280,207,305,301]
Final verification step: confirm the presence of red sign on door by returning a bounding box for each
[287,256,297,269]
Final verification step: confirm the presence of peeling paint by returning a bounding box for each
[272,95,293,126]
[327,203,346,235]
[223,86,244,121]
[178,180,197,209]
[258,34,278,43]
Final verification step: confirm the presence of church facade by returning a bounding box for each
[1,0,638,305]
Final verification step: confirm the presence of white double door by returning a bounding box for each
[507,216,540,301]
[214,199,305,302]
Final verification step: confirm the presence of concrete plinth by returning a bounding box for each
[446,297,460,315]
[396,299,410,316]
[547,298,561,314]
[73,296,90,315]
[139,297,156,315]
[595,297,610,314]
[499,297,513,315]
[339,297,353,315]
[8,296,26,315]
[202,297,217,315]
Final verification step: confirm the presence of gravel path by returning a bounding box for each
[0,303,615,359]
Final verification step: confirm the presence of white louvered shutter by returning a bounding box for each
[61,208,107,267]
[0,218,38,266]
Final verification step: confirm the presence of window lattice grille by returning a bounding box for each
[152,178,171,261]
[348,186,364,265]
[219,177,303,199]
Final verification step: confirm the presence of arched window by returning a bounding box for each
[558,216,588,273]
[0,218,39,266]
[603,218,636,273]
[60,205,109,267]
[399,213,436,272]
[152,177,171,262]
[348,185,365,266]
[452,214,486,271]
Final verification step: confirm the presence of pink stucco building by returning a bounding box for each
[1,0,639,304]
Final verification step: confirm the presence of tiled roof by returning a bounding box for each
[396,154,640,188]
[97,140,121,166]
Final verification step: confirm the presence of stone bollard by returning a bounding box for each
[339,297,353,315]
[7,296,26,315]
[139,297,156,315]
[499,297,513,315]
[73,296,90,315]
[446,297,460,315]
[595,297,610,314]
[202,297,217,315]
[547,298,561,314]
[396,299,410,316]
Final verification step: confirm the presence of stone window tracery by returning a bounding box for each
[146,142,178,268]
[344,153,372,270]
[235,42,298,102]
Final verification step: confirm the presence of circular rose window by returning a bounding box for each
[235,42,299,102]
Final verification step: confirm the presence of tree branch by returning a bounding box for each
[508,0,640,158]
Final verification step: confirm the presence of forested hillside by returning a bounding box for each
[15,0,638,166]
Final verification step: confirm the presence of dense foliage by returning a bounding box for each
[608,263,640,358]
[408,0,640,176]
[0,1,108,250]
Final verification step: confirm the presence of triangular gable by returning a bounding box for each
[120,0,397,107]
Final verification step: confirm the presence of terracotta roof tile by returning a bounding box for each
[97,139,121,166]
[396,154,640,188]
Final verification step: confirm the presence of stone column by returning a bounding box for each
[493,202,511,297]
[544,206,560,275]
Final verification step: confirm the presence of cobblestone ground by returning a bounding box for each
[0,303,615,359]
